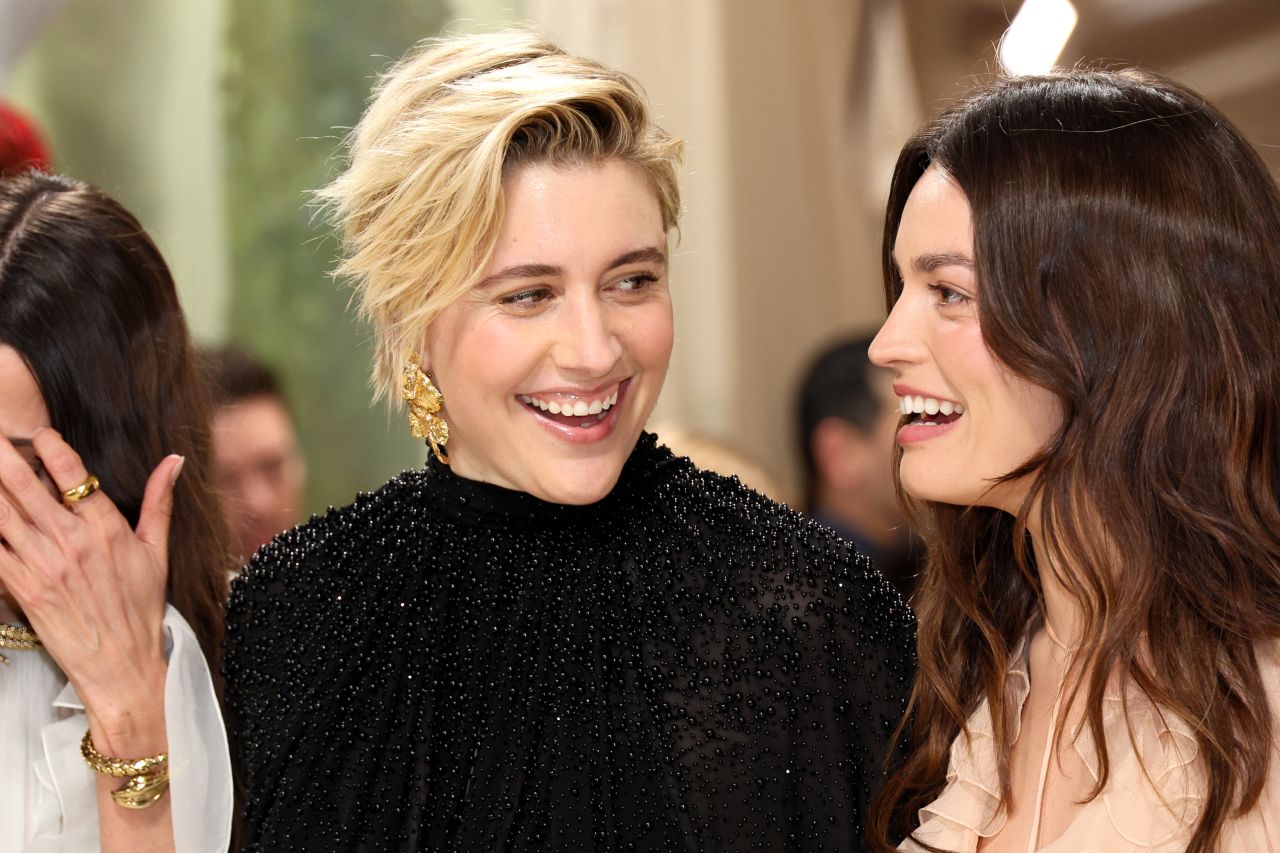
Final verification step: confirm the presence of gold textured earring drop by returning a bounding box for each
[401,353,450,465]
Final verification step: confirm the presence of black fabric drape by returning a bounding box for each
[225,434,915,851]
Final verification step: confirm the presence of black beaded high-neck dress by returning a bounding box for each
[224,434,915,852]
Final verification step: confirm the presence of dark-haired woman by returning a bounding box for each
[866,70,1280,852]
[0,172,234,851]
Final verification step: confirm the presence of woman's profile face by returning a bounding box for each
[0,345,54,615]
[0,345,53,482]
[423,158,673,505]
[869,166,1061,512]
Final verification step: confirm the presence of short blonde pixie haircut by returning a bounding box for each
[320,30,685,405]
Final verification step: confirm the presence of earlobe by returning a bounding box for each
[412,345,431,375]
[411,343,440,389]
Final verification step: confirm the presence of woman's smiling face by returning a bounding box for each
[869,166,1062,512]
[421,159,673,505]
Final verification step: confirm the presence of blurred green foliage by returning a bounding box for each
[223,0,455,512]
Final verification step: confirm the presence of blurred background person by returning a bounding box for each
[796,334,920,599]
[199,345,306,561]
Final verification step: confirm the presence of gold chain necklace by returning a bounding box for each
[0,623,42,665]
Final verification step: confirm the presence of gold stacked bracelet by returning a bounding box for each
[0,623,42,666]
[80,731,170,809]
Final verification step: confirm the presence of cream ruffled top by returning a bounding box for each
[901,637,1280,852]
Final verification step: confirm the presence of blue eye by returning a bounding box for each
[616,272,659,291]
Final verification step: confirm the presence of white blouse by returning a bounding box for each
[0,605,233,852]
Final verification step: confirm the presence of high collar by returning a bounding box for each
[415,432,678,529]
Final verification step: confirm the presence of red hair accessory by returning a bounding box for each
[0,101,52,176]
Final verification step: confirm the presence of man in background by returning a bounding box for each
[795,334,919,600]
[200,345,307,562]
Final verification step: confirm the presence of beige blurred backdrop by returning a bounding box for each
[5,0,1279,507]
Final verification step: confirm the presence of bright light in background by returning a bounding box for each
[999,0,1079,75]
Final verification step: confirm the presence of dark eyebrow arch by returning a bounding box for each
[912,252,974,274]
[477,262,561,289]
[477,246,667,289]
[609,247,667,269]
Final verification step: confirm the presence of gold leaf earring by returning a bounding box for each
[401,354,450,465]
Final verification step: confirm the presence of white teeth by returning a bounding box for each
[897,394,963,418]
[523,389,620,416]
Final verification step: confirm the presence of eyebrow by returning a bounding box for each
[911,252,974,274]
[477,246,668,288]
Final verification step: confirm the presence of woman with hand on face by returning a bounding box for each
[0,173,235,852]
[865,70,1280,852]
[224,31,914,852]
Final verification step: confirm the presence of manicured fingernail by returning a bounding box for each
[170,456,186,486]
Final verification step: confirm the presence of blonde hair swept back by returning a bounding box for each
[318,30,685,405]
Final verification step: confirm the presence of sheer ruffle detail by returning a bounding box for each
[1075,690,1202,847]
[904,637,1205,852]
[905,644,1030,851]
[905,637,1280,852]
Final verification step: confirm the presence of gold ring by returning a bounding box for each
[62,474,101,505]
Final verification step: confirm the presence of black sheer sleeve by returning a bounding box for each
[650,469,915,848]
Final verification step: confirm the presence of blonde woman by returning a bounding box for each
[224,31,914,851]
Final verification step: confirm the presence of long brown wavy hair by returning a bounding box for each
[867,70,1280,851]
[0,171,234,686]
